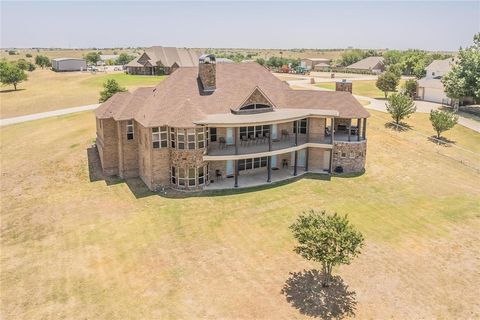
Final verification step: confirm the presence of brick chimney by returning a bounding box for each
[335,79,352,93]
[198,54,216,93]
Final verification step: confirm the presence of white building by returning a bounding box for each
[51,58,87,72]
[417,58,454,104]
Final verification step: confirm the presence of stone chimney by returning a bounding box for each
[335,79,352,93]
[198,54,216,93]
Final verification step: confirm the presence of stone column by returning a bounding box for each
[357,118,361,141]
[348,119,351,142]
[234,160,239,188]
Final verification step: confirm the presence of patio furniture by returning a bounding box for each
[325,127,331,136]
[350,126,359,135]
[257,133,266,143]
[215,170,222,180]
[249,134,257,144]
[219,137,226,149]
[282,159,288,168]
[241,135,249,146]
[281,129,289,140]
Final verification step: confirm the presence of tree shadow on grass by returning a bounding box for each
[384,121,413,132]
[427,135,456,146]
[0,88,26,93]
[281,269,357,319]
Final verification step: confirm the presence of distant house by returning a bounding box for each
[51,58,87,72]
[300,58,331,71]
[125,46,203,75]
[98,55,119,66]
[345,57,385,74]
[416,58,454,104]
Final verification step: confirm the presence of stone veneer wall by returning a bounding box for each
[332,141,366,173]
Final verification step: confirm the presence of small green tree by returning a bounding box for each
[386,93,416,125]
[35,55,50,68]
[429,109,458,139]
[255,57,266,66]
[26,53,32,58]
[116,53,135,65]
[376,71,400,98]
[290,210,364,287]
[85,52,101,65]
[403,79,418,98]
[0,61,28,90]
[99,79,126,102]
[15,59,36,72]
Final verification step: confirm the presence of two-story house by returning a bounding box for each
[417,58,454,104]
[95,54,370,191]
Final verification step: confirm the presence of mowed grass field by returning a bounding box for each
[1,109,479,319]
[0,70,166,118]
[316,80,406,99]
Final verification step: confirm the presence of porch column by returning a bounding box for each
[357,118,361,141]
[331,118,335,144]
[234,160,239,188]
[363,118,367,139]
[295,120,299,146]
[268,124,272,151]
[348,119,351,142]
[306,118,310,143]
[305,148,309,172]
[329,149,334,173]
[235,127,239,155]
[267,156,272,182]
[294,151,298,176]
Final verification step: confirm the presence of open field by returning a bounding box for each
[0,70,166,118]
[315,80,406,99]
[1,109,479,319]
[0,48,140,62]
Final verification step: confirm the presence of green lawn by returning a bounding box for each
[1,111,479,319]
[316,80,405,99]
[0,70,166,119]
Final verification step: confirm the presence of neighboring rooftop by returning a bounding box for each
[345,56,384,70]
[426,58,454,72]
[51,57,86,61]
[126,46,203,68]
[96,62,369,127]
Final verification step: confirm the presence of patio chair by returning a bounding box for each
[257,133,266,143]
[249,134,257,144]
[282,159,288,168]
[325,127,331,136]
[241,135,249,146]
[281,129,289,140]
[215,169,222,180]
[219,137,226,149]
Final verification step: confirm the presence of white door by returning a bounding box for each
[323,151,331,171]
[226,128,234,145]
[271,155,277,168]
[271,124,278,139]
[298,150,306,167]
[226,160,234,175]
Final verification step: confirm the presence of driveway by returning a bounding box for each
[287,79,480,133]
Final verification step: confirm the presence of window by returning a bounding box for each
[239,125,270,139]
[170,128,176,148]
[238,156,268,171]
[197,128,205,149]
[171,166,176,184]
[178,168,186,187]
[198,166,205,185]
[178,129,185,150]
[239,104,271,111]
[188,168,196,187]
[341,152,346,158]
[293,118,307,134]
[210,128,217,142]
[126,120,134,140]
[187,129,196,150]
[152,127,168,149]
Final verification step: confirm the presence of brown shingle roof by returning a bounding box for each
[95,62,370,127]
[346,57,384,70]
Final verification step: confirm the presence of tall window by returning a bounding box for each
[293,118,307,134]
[171,166,176,184]
[187,129,196,150]
[198,166,205,185]
[188,168,196,186]
[197,128,205,149]
[177,129,185,150]
[126,120,134,140]
[239,125,269,139]
[178,168,186,187]
[152,126,168,149]
[238,156,268,171]
[170,128,176,148]
[210,128,217,142]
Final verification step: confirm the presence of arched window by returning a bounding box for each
[239,103,271,111]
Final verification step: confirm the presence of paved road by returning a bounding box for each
[0,104,100,127]
[287,79,480,133]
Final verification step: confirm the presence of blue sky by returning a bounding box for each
[1,1,479,51]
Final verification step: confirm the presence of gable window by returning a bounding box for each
[293,119,307,134]
[239,104,271,111]
[210,128,217,142]
[170,128,176,148]
[152,126,168,149]
[126,120,134,140]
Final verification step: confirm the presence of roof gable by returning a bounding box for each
[234,86,276,112]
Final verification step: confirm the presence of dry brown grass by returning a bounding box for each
[1,111,479,319]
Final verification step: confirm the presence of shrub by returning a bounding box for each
[403,79,418,98]
[429,109,458,139]
[99,79,126,102]
[376,71,400,98]
[386,93,416,125]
